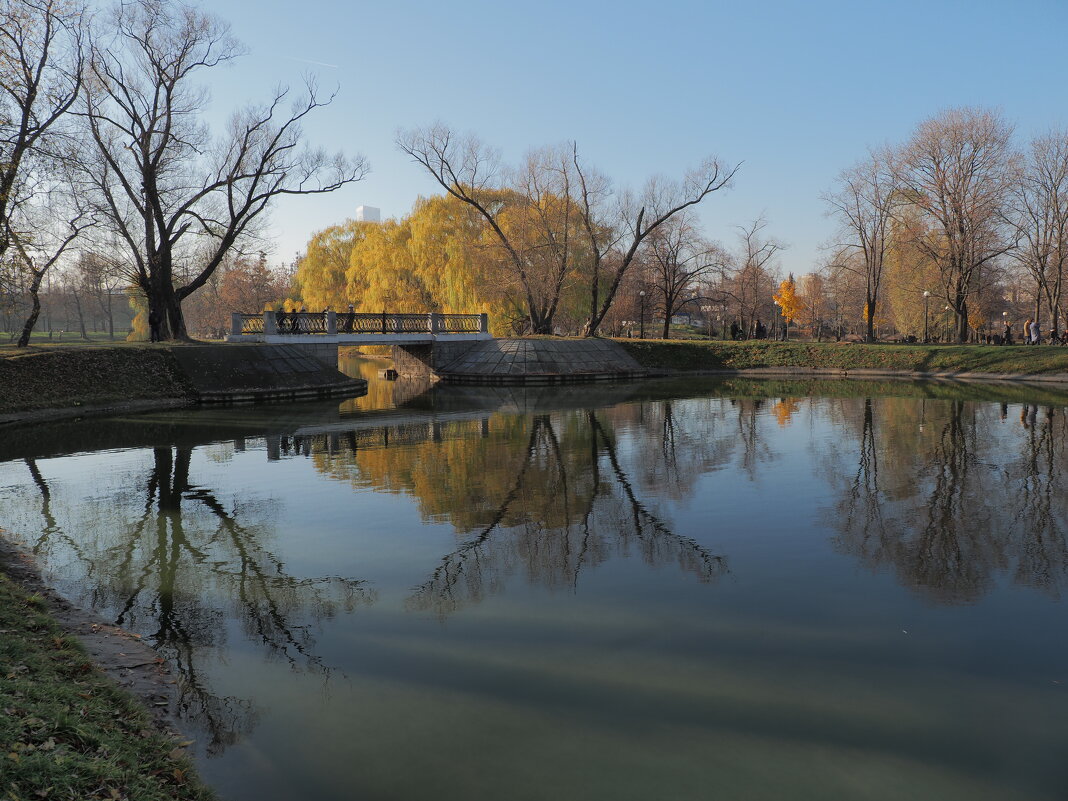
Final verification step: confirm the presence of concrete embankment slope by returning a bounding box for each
[0,343,365,426]
[395,337,648,383]
[169,343,364,401]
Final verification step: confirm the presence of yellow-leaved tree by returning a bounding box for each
[773,274,803,337]
[295,194,557,336]
[885,204,940,339]
[126,295,149,341]
[296,220,376,311]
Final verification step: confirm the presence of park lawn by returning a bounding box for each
[2,332,127,347]
[615,339,1068,375]
[0,572,214,801]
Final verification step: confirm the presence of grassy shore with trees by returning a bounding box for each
[616,338,1068,377]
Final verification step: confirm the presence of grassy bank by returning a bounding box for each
[615,339,1068,376]
[0,572,214,800]
[0,346,192,415]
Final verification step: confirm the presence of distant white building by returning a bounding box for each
[355,205,381,223]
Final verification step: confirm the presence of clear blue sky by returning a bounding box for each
[202,0,1068,276]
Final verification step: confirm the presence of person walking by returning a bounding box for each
[1024,318,1033,345]
[1029,318,1040,345]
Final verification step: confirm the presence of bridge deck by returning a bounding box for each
[227,310,490,344]
[227,332,490,345]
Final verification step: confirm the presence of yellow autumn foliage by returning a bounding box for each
[294,191,595,336]
[773,275,804,323]
[772,399,801,427]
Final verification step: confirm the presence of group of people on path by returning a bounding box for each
[987,318,1068,345]
[1018,318,1068,346]
[729,319,771,341]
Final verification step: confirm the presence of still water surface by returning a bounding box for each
[1,361,1067,800]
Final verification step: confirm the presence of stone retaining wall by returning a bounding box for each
[170,343,363,402]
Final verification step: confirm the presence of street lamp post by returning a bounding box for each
[639,290,646,339]
[1002,310,1009,344]
[774,300,788,341]
[923,290,930,343]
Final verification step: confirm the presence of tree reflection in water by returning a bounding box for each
[1008,404,1068,595]
[19,448,374,754]
[406,412,727,616]
[279,391,1068,608]
[11,385,1068,759]
[295,407,729,617]
[827,397,1068,603]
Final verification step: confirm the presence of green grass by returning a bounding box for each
[0,573,214,801]
[614,339,1068,376]
[0,331,132,347]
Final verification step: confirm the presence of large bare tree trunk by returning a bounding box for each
[17,272,44,347]
[85,0,365,342]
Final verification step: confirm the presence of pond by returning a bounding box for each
[1,360,1067,801]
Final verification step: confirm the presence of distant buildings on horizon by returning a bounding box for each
[355,205,381,223]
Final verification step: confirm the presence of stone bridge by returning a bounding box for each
[226,311,646,384]
[227,310,492,368]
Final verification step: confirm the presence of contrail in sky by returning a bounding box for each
[283,55,339,69]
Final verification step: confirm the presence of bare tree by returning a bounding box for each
[820,256,868,339]
[74,249,127,339]
[0,0,89,346]
[798,272,830,340]
[397,125,583,334]
[644,214,725,338]
[8,132,95,347]
[823,148,896,342]
[398,126,736,337]
[0,0,85,263]
[1005,130,1068,337]
[717,216,784,337]
[896,107,1016,342]
[513,146,582,332]
[83,0,367,340]
[576,155,737,337]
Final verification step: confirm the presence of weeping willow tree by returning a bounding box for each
[884,203,940,339]
[295,220,375,311]
[295,192,592,335]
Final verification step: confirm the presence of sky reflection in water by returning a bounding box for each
[1,371,1067,801]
